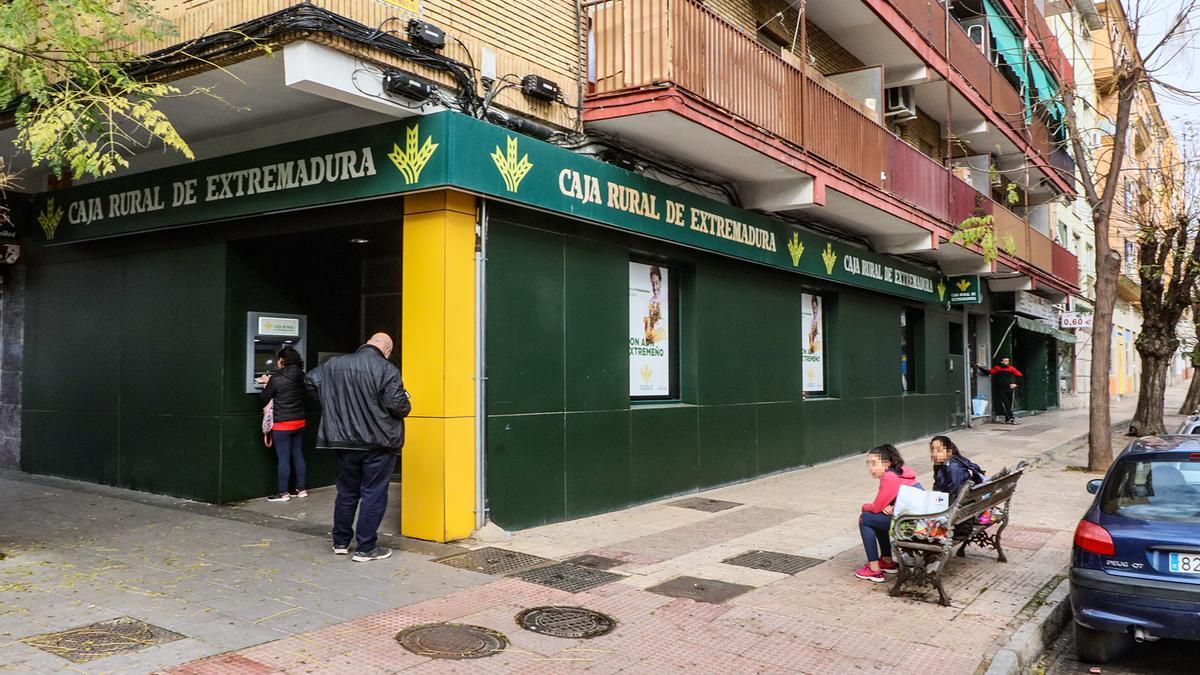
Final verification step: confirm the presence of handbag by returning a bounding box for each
[262,399,274,447]
[894,484,949,517]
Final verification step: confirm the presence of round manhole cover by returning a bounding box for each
[395,623,508,659]
[516,606,617,639]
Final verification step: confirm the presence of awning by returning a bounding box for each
[1028,59,1067,122]
[1015,315,1077,343]
[984,0,1033,121]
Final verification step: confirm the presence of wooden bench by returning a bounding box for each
[888,463,1027,606]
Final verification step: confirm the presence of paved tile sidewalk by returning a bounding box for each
[3,389,1183,673]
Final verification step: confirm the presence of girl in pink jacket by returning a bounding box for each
[855,444,921,582]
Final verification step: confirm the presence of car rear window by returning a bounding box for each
[1100,458,1200,523]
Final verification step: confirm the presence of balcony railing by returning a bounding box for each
[589,0,1077,286]
[588,0,885,186]
[1052,241,1080,288]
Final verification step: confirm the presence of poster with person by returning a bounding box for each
[629,262,671,397]
[801,294,825,392]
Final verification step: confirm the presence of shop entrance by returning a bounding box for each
[226,220,404,533]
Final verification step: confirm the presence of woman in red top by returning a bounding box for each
[259,346,308,502]
[855,444,921,582]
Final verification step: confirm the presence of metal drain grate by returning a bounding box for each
[721,550,825,575]
[564,554,625,570]
[516,606,617,639]
[396,623,507,659]
[668,497,743,512]
[646,575,755,604]
[434,546,553,576]
[21,617,184,663]
[512,562,625,593]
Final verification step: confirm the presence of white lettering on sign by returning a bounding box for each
[1060,312,1093,329]
[64,147,378,230]
[842,254,934,293]
[689,208,777,253]
[558,169,602,205]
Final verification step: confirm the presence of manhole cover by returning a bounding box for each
[646,575,755,604]
[512,562,625,593]
[564,554,625,570]
[395,623,508,659]
[721,550,824,575]
[516,606,617,639]
[21,617,184,663]
[434,546,553,576]
[668,497,742,512]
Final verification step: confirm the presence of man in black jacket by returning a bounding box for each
[305,333,411,561]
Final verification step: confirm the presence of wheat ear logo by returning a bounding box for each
[937,280,947,302]
[787,232,805,267]
[491,136,533,192]
[821,243,837,275]
[956,278,973,293]
[640,364,653,384]
[38,198,64,241]
[388,124,438,184]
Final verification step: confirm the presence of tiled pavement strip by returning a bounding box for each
[2,387,1184,673]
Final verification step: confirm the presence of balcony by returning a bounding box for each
[587,0,886,188]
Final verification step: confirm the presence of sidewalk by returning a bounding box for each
[0,389,1184,674]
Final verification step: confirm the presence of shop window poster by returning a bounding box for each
[629,262,671,398]
[801,294,825,392]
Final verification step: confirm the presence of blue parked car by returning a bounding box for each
[1070,435,1200,662]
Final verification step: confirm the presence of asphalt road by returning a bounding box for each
[1042,625,1200,674]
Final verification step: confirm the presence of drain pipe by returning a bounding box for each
[474,199,489,529]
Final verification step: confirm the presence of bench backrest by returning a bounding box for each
[950,467,1024,525]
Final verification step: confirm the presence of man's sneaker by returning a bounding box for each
[294,489,308,498]
[878,559,899,575]
[854,564,886,583]
[332,544,350,555]
[352,547,393,563]
[266,493,290,502]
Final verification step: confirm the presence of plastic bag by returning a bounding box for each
[894,484,950,517]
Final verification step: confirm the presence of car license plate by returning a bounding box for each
[1168,552,1200,574]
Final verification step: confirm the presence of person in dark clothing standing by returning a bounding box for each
[304,333,410,562]
[259,346,308,502]
[979,357,1023,424]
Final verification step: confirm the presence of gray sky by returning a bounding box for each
[1131,0,1200,138]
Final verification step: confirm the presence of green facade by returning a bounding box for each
[485,206,958,529]
[21,203,402,502]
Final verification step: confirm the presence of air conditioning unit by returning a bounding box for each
[884,86,918,121]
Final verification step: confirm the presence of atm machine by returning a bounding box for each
[245,311,307,394]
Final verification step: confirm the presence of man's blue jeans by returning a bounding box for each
[859,511,894,562]
[333,449,397,553]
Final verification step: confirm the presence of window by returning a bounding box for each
[629,261,679,400]
[1101,459,1200,523]
[901,309,922,392]
[1124,239,1137,275]
[1057,221,1069,245]
[802,294,826,394]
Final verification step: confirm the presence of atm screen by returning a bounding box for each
[254,350,278,374]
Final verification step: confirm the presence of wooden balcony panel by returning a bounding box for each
[1029,227,1054,271]
[886,135,950,221]
[950,176,993,226]
[1052,240,1080,287]
[804,77,886,187]
[891,0,947,56]
[1028,121,1054,158]
[591,0,671,94]
[949,23,992,102]
[993,205,1031,261]
[990,70,1026,134]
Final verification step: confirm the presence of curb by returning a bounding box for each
[984,576,1072,675]
[1018,416,1133,471]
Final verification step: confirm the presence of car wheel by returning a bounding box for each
[1074,621,1130,663]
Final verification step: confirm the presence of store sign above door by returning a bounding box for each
[32,112,946,302]
[947,275,981,304]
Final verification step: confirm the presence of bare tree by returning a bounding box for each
[1054,0,1200,471]
[1178,295,1200,414]
[1128,133,1200,434]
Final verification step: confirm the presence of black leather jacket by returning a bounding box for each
[304,345,411,452]
[261,363,307,422]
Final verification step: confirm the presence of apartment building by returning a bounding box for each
[9,0,1083,538]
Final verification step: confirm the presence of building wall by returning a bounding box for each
[484,205,957,529]
[143,0,581,128]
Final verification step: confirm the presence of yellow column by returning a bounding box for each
[401,190,477,542]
